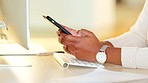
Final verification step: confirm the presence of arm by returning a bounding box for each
[104,0,148,69]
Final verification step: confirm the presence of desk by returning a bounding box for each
[1,55,148,83]
[0,37,148,83]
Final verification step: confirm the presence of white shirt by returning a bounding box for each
[107,0,148,69]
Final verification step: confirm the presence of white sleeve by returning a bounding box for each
[122,47,148,69]
[106,0,148,69]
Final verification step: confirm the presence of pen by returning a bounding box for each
[37,51,65,56]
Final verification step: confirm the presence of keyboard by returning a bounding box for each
[53,53,104,69]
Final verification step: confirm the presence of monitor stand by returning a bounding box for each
[0,43,47,56]
[0,33,47,67]
[0,33,47,56]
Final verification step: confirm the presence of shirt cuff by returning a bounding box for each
[121,47,138,68]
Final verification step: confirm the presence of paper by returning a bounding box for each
[48,68,148,83]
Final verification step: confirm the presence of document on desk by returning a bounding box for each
[49,68,148,83]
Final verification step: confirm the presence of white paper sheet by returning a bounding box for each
[48,68,148,83]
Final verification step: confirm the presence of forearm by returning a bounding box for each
[102,41,122,65]
[106,47,122,65]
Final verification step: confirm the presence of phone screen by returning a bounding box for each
[43,15,72,35]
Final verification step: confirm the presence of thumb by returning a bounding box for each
[61,25,77,35]
[78,29,94,37]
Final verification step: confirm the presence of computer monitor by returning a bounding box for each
[0,0,30,50]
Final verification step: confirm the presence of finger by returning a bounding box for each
[61,36,77,48]
[58,36,64,44]
[57,29,66,36]
[56,29,61,36]
[61,25,78,35]
[63,35,81,43]
[64,45,76,55]
[63,45,71,54]
[67,46,76,55]
[57,31,67,44]
[62,39,74,46]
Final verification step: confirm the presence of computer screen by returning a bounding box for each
[0,0,30,50]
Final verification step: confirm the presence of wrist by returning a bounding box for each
[96,45,109,64]
[105,47,122,65]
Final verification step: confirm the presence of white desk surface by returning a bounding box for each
[0,37,148,83]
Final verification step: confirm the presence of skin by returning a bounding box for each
[57,25,122,65]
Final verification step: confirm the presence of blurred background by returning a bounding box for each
[114,0,146,39]
[0,0,146,51]
[29,0,146,40]
[0,0,146,40]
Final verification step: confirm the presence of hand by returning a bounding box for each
[58,27,103,62]
[57,25,82,45]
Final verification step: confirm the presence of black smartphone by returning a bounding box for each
[43,15,72,35]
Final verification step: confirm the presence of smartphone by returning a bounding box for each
[43,15,72,35]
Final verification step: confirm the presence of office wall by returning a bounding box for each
[30,0,116,39]
[123,0,145,7]
[115,0,146,38]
